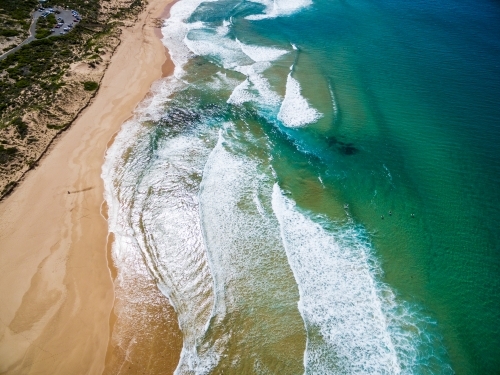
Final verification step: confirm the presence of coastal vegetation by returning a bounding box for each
[0,0,147,197]
[35,13,56,39]
[83,80,99,91]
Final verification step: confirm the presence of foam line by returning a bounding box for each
[328,82,338,117]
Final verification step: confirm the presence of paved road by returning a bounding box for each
[0,12,41,61]
[0,7,80,61]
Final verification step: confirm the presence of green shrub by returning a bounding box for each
[15,79,30,88]
[12,117,28,138]
[0,29,20,37]
[11,9,29,20]
[35,29,52,39]
[60,49,72,57]
[0,145,17,154]
[0,145,18,164]
[83,81,98,91]
[47,14,57,26]
[47,122,69,130]
[0,0,38,21]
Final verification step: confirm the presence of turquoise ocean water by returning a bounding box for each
[102,0,500,373]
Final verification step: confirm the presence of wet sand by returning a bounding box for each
[0,0,182,373]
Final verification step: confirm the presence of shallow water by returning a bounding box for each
[103,0,500,373]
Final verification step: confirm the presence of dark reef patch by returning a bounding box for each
[326,136,359,156]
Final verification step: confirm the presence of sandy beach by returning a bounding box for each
[0,0,181,373]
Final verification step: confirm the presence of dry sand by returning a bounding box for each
[0,0,181,373]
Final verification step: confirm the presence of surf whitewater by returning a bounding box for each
[102,0,456,373]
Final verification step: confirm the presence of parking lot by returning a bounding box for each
[37,7,82,36]
[0,7,82,61]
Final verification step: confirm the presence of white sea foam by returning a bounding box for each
[205,71,241,91]
[278,73,323,127]
[102,72,223,374]
[272,185,453,374]
[272,185,404,373]
[161,0,214,76]
[246,0,313,20]
[184,29,253,69]
[164,0,289,72]
[227,78,257,104]
[160,0,290,111]
[216,19,231,36]
[136,130,223,375]
[196,127,304,372]
[226,42,287,107]
[237,39,289,62]
[228,63,281,107]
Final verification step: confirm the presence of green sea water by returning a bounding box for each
[103,0,500,373]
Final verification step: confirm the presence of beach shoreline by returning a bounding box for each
[0,0,180,373]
